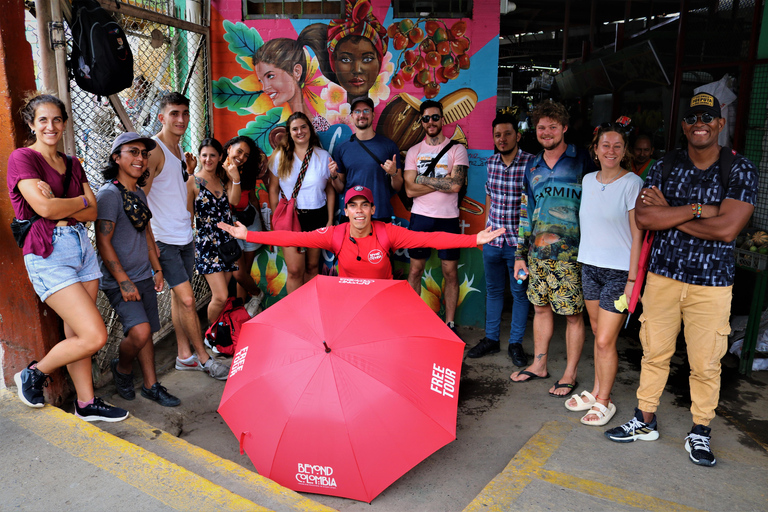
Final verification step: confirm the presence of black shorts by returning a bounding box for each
[297,206,328,232]
[408,213,460,260]
[104,278,161,336]
[581,263,628,314]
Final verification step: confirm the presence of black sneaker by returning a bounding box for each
[467,337,500,358]
[110,358,135,400]
[508,343,528,367]
[685,424,716,466]
[604,408,659,443]
[13,361,51,408]
[141,383,181,407]
[75,397,129,423]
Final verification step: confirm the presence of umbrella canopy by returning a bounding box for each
[218,275,464,502]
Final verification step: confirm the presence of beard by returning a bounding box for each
[498,146,517,156]
[355,118,372,130]
[539,136,562,150]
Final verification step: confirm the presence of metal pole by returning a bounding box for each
[35,0,57,91]
[49,0,75,156]
[562,0,571,71]
[666,0,688,152]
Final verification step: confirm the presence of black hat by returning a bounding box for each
[682,93,721,119]
[349,96,374,111]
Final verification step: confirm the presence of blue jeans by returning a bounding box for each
[483,241,530,344]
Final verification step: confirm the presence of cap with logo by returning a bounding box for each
[344,185,374,206]
[683,92,721,119]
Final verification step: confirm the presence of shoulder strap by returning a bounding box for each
[62,155,73,197]
[331,222,349,256]
[661,147,735,188]
[372,220,391,254]
[352,135,385,166]
[423,140,458,177]
[289,147,314,199]
[660,149,678,185]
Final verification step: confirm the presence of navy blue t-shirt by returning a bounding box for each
[333,134,402,220]
[644,149,758,287]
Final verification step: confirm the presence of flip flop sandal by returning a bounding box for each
[564,390,596,411]
[548,380,578,397]
[509,369,550,382]
[580,402,616,426]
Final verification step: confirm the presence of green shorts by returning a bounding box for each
[527,258,584,315]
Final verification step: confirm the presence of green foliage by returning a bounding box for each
[222,20,263,70]
[212,77,262,115]
[239,108,285,155]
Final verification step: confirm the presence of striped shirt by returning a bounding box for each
[485,149,533,248]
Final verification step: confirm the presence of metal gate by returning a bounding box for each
[24,0,213,384]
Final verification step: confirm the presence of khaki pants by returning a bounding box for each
[637,273,732,426]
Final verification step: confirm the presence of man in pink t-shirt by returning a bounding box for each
[403,99,469,337]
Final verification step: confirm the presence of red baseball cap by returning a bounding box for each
[344,185,374,206]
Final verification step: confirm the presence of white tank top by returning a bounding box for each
[146,136,193,245]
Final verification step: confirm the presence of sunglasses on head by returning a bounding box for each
[181,161,189,182]
[683,113,717,125]
[421,114,442,123]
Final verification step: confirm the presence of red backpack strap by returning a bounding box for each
[372,221,391,254]
[331,223,350,256]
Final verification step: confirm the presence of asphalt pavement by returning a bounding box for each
[2,308,767,511]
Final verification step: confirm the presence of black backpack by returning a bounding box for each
[69,0,133,97]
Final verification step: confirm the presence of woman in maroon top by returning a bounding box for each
[7,93,127,422]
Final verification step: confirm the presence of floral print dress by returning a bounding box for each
[194,178,238,274]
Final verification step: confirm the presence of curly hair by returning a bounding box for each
[102,143,150,188]
[20,92,68,147]
[223,136,264,190]
[589,125,631,170]
[531,100,569,128]
[276,112,321,181]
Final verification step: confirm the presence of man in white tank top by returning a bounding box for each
[144,93,229,380]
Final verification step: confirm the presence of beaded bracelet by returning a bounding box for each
[691,203,702,219]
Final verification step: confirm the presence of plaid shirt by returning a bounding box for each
[485,149,533,248]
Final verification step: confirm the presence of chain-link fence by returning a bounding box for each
[24,2,212,384]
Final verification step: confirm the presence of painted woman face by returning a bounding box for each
[255,62,302,107]
[333,38,380,98]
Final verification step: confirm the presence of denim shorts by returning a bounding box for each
[24,223,102,302]
[237,212,263,253]
[103,278,161,336]
[157,241,195,288]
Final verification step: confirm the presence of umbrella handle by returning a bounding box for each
[239,431,249,455]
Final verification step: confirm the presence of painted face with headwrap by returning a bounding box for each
[328,0,388,98]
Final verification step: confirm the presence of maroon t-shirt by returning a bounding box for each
[7,147,88,257]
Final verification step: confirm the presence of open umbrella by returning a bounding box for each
[218,275,464,502]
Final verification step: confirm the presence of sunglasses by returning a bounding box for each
[121,148,149,159]
[421,114,442,123]
[683,113,717,125]
[353,109,372,116]
[181,161,189,182]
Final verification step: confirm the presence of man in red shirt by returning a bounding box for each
[218,186,504,279]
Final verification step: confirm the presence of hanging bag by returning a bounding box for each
[271,147,313,231]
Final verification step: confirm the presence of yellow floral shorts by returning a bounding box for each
[527,258,584,315]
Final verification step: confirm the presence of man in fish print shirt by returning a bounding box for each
[512,100,596,397]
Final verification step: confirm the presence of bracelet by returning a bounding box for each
[232,181,241,185]
[692,203,702,219]
[627,278,636,283]
[330,174,337,180]
[81,195,88,208]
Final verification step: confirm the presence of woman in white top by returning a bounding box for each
[268,112,335,294]
[565,124,643,426]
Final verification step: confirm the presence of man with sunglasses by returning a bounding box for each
[403,99,469,337]
[144,92,230,381]
[606,92,757,468]
[330,96,402,223]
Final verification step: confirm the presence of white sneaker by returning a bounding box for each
[245,294,263,317]
[175,354,204,371]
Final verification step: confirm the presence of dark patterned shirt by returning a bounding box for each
[485,149,533,248]
[645,149,758,287]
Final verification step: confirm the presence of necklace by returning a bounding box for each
[597,171,622,191]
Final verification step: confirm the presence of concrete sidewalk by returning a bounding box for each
[2,314,767,511]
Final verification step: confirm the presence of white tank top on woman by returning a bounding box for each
[146,136,193,245]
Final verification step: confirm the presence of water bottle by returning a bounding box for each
[261,202,271,230]
[516,269,526,284]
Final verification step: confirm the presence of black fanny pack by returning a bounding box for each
[233,203,257,226]
[113,180,152,231]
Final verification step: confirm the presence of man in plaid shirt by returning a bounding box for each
[467,114,533,366]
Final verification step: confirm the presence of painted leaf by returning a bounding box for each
[239,108,285,155]
[212,77,263,114]
[222,20,263,71]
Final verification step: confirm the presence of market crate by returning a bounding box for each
[735,247,768,271]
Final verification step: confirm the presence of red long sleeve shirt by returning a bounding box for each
[246,223,478,279]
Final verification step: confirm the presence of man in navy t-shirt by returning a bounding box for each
[330,96,402,222]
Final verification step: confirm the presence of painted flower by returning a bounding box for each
[420,286,441,313]
[321,82,348,111]
[325,103,353,129]
[457,274,480,307]
[302,52,329,116]
[265,249,287,296]
[423,268,442,300]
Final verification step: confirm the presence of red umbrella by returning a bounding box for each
[218,275,464,503]
[625,231,654,328]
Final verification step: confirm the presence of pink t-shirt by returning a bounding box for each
[7,147,87,257]
[405,138,468,218]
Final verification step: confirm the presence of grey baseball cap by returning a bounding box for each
[110,132,157,153]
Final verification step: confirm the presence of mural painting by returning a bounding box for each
[211,0,500,326]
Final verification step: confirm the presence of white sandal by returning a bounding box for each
[564,390,596,411]
[580,402,616,426]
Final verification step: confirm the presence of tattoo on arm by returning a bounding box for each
[98,220,114,235]
[417,165,467,192]
[119,280,136,294]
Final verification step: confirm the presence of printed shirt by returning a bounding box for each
[516,144,596,262]
[645,150,758,287]
[485,149,533,248]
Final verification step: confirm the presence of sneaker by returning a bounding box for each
[110,358,135,400]
[141,383,181,407]
[13,361,50,408]
[685,424,716,466]
[245,293,263,317]
[175,354,204,371]
[604,408,659,443]
[203,357,230,381]
[467,337,500,358]
[447,322,462,340]
[75,397,129,423]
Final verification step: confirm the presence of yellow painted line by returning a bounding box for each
[0,390,267,511]
[464,420,706,512]
[120,415,336,512]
